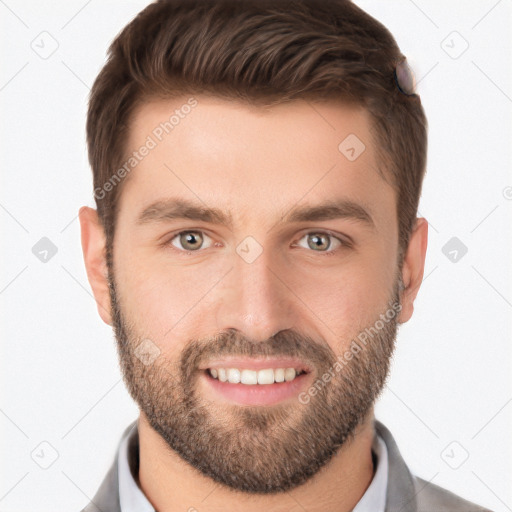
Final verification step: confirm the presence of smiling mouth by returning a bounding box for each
[200,358,313,406]
[207,367,308,385]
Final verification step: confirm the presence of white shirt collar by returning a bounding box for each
[353,429,388,512]
[118,424,154,512]
[118,424,388,512]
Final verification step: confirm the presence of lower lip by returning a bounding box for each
[201,371,312,406]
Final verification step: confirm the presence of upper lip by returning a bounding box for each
[199,357,312,373]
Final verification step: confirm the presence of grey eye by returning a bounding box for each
[171,231,212,251]
[296,232,342,252]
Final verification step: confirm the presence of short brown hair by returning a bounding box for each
[86,0,427,267]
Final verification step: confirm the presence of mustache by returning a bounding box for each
[180,328,336,374]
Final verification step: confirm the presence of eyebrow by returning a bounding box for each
[136,198,376,230]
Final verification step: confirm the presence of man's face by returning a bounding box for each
[105,96,404,492]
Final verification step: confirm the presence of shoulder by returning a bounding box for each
[77,422,138,512]
[413,475,494,512]
[78,459,119,512]
[374,419,493,512]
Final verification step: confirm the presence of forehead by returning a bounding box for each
[117,95,395,229]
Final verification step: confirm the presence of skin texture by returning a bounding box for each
[80,96,428,511]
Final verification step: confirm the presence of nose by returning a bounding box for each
[214,245,295,343]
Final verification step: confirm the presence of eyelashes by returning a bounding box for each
[165,229,351,256]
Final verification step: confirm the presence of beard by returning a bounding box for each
[108,264,402,494]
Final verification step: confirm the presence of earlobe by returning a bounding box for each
[397,217,428,324]
[79,206,113,326]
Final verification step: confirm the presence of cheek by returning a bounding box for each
[291,252,395,351]
[304,279,383,338]
[114,250,227,347]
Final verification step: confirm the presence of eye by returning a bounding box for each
[165,229,350,255]
[293,231,349,254]
[169,230,214,252]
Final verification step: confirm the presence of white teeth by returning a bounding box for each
[284,368,296,381]
[240,369,258,385]
[274,368,285,383]
[209,367,301,385]
[227,368,241,384]
[257,369,274,385]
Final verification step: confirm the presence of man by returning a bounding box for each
[78,0,492,510]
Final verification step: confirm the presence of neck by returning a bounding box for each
[137,409,376,512]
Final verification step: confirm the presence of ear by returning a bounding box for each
[397,217,428,324]
[79,206,113,326]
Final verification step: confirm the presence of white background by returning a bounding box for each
[1,1,511,511]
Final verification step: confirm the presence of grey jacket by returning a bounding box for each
[81,419,492,512]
